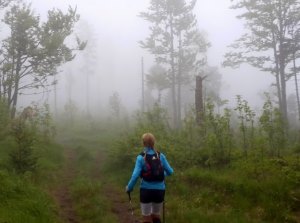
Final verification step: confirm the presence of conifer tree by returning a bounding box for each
[140,0,209,127]
[223,0,300,126]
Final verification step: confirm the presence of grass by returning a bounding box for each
[104,129,300,223]
[71,177,118,223]
[0,170,60,223]
[2,118,298,223]
[0,137,62,222]
[163,158,300,223]
[55,123,119,222]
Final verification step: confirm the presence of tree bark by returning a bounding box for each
[195,75,205,126]
[279,38,288,125]
[169,13,178,128]
[177,32,182,128]
[278,0,288,126]
[292,52,300,121]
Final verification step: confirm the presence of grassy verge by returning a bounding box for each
[0,138,62,223]
[165,157,300,223]
[105,129,300,223]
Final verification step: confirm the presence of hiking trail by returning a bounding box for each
[92,150,138,223]
[52,147,79,223]
[52,144,138,223]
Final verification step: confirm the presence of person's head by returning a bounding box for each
[142,133,155,148]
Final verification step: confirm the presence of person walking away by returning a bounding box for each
[126,133,174,223]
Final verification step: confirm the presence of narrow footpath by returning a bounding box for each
[52,147,79,223]
[51,145,138,222]
[92,150,138,223]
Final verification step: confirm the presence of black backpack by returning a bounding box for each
[140,151,165,182]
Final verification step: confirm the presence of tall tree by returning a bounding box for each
[140,0,208,128]
[0,3,85,117]
[0,0,15,101]
[146,64,170,105]
[223,0,300,126]
[286,23,300,121]
[76,20,98,117]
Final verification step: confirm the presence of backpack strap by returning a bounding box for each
[139,150,160,168]
[140,150,160,159]
[140,152,146,161]
[156,150,161,160]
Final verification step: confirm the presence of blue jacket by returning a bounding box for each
[127,147,174,192]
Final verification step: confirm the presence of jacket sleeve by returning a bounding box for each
[127,155,143,192]
[160,153,174,176]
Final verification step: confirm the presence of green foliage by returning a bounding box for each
[34,103,56,142]
[203,100,233,165]
[0,98,10,138]
[178,100,234,167]
[135,104,170,133]
[9,118,37,174]
[49,91,300,222]
[9,103,56,174]
[55,112,300,223]
[223,0,300,124]
[140,0,209,126]
[167,157,300,223]
[0,3,85,113]
[234,95,256,156]
[0,170,59,223]
[259,94,286,157]
[108,104,171,170]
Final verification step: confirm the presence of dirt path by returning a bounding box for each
[52,147,79,223]
[92,150,139,223]
[51,144,138,223]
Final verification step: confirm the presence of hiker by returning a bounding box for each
[126,133,174,223]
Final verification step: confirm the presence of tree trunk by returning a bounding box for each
[279,42,288,126]
[272,36,282,111]
[169,13,178,128]
[141,57,145,112]
[278,0,288,127]
[292,51,300,121]
[177,32,182,128]
[195,75,205,125]
[54,74,57,118]
[158,90,162,105]
[11,56,21,118]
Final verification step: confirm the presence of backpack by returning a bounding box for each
[140,151,165,182]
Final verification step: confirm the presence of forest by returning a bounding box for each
[0,0,300,222]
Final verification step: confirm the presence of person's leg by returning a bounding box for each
[140,203,152,222]
[151,190,165,223]
[140,188,153,223]
[151,202,163,223]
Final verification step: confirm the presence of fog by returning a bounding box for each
[15,0,294,117]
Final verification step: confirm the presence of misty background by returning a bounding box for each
[14,0,293,118]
